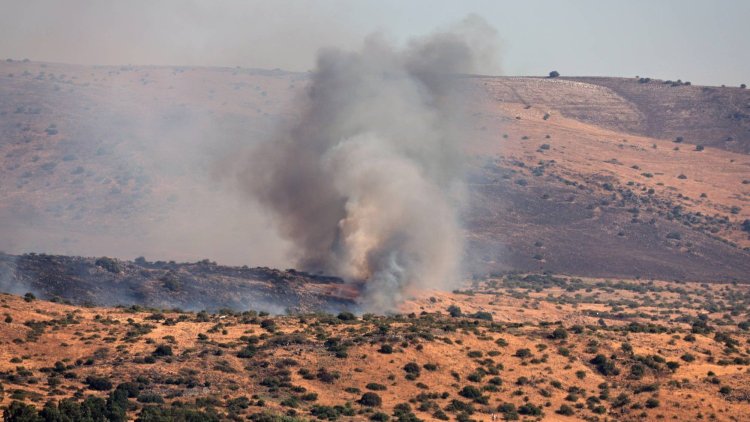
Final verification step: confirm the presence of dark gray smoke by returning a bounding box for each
[232,16,499,311]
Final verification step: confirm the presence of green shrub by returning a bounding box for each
[403,362,421,376]
[556,405,574,416]
[366,383,387,391]
[447,305,462,318]
[359,392,382,407]
[459,385,482,399]
[85,375,113,391]
[152,344,173,357]
[518,403,542,416]
[549,327,568,340]
[590,355,619,376]
[514,349,531,358]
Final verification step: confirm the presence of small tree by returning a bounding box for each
[549,70,560,78]
[152,344,173,357]
[85,376,113,391]
[549,327,568,340]
[459,385,482,399]
[378,344,393,354]
[359,392,382,407]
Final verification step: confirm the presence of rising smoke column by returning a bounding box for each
[237,16,498,311]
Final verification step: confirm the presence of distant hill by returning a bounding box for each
[0,61,748,285]
[485,76,750,153]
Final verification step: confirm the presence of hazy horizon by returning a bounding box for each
[1,0,748,87]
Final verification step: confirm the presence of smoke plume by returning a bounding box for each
[233,16,498,311]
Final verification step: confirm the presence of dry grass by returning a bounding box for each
[1,274,750,421]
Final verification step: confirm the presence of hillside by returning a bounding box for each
[0,253,353,313]
[565,77,750,153]
[484,76,750,154]
[1,274,749,421]
[1,61,748,283]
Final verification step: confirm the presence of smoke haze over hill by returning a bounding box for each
[228,16,499,311]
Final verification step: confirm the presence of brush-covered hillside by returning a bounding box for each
[2,61,750,421]
[0,61,749,282]
[1,274,750,421]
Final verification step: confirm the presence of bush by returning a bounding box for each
[137,392,164,403]
[472,311,493,321]
[337,312,356,321]
[152,344,173,357]
[630,364,645,380]
[370,412,390,421]
[518,403,542,416]
[556,404,574,416]
[95,257,121,273]
[612,393,630,407]
[237,345,257,358]
[378,344,393,354]
[433,409,449,420]
[260,319,276,332]
[459,385,482,399]
[359,392,382,407]
[4,401,39,422]
[549,70,560,78]
[316,368,340,384]
[139,406,219,421]
[403,362,420,375]
[549,327,568,340]
[115,382,140,398]
[591,355,619,376]
[85,375,113,391]
[366,383,387,391]
[447,305,462,318]
[514,348,532,358]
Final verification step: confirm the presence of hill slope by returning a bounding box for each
[0,61,749,284]
[1,274,749,421]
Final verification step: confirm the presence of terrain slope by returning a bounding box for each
[0,61,748,282]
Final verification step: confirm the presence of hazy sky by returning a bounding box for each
[0,0,747,86]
